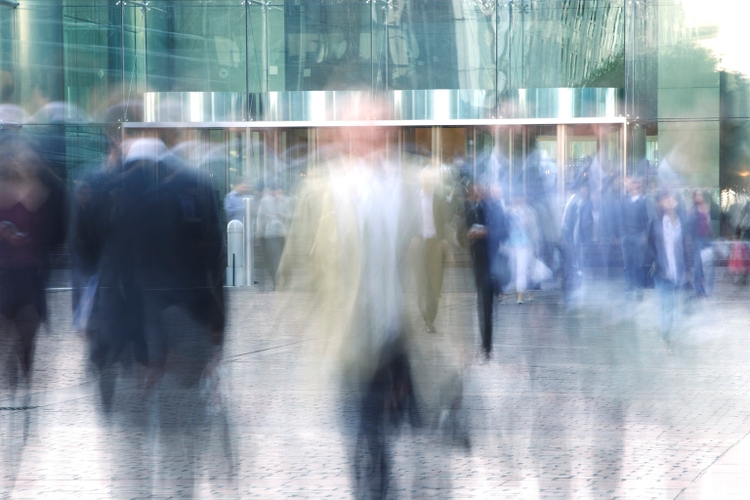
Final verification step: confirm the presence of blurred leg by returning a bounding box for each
[657,278,675,343]
[425,238,443,327]
[14,305,40,382]
[622,238,634,295]
[480,279,493,355]
[693,239,705,296]
[633,238,646,296]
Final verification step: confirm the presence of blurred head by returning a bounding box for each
[336,93,392,162]
[693,189,705,206]
[122,137,167,165]
[657,190,677,215]
[234,178,253,195]
[0,136,50,208]
[626,177,642,196]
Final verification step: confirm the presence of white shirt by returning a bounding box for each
[662,215,681,283]
[420,189,437,239]
[355,166,403,351]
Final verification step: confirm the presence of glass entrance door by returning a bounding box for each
[124,121,624,245]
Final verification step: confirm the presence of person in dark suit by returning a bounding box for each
[130,143,226,382]
[466,182,508,361]
[561,182,594,304]
[415,168,452,333]
[621,177,649,300]
[77,139,158,409]
[648,190,689,353]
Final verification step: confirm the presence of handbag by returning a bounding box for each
[492,245,511,289]
[700,246,714,268]
[532,258,553,283]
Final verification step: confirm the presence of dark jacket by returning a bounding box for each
[466,200,489,287]
[562,193,594,246]
[621,195,649,237]
[132,154,226,342]
[648,213,690,285]
[466,197,509,287]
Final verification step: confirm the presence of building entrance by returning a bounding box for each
[125,121,625,248]
[126,123,623,192]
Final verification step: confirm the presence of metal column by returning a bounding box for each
[244,197,254,286]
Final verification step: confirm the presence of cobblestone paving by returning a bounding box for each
[2,268,750,498]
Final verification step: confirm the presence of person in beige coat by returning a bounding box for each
[413,167,453,333]
[278,105,471,497]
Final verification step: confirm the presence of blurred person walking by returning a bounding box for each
[561,182,594,305]
[69,103,155,409]
[648,190,689,353]
[0,134,67,396]
[688,190,713,297]
[507,194,539,304]
[729,233,750,285]
[132,143,230,497]
[466,182,509,360]
[224,177,254,223]
[621,177,649,300]
[74,138,158,409]
[415,167,451,332]
[599,174,622,276]
[256,185,291,290]
[131,142,226,384]
[279,116,424,499]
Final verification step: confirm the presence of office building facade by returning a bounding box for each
[0,0,742,208]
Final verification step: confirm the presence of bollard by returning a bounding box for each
[244,197,254,286]
[226,219,245,286]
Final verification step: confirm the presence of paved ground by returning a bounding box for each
[2,266,750,499]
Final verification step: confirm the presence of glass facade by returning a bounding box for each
[2,1,625,114]
[0,0,744,203]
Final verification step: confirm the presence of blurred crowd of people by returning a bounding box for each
[0,95,742,498]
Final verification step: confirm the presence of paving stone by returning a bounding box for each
[2,269,750,497]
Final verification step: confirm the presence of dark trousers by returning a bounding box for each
[262,236,285,286]
[693,238,706,296]
[355,343,417,499]
[622,235,645,294]
[475,271,494,355]
[89,282,148,370]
